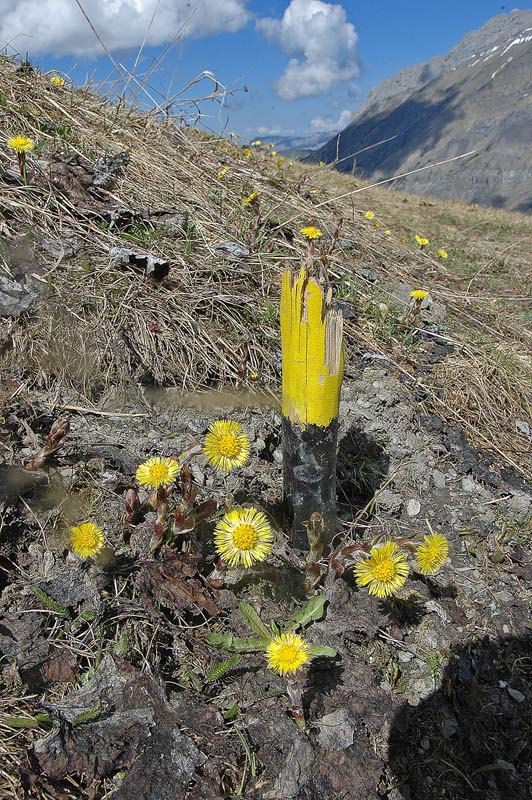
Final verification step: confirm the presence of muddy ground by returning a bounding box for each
[1,355,532,800]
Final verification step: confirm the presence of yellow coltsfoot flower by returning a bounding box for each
[50,75,65,87]
[214,506,273,567]
[364,210,375,220]
[217,166,229,180]
[409,289,429,301]
[203,419,250,471]
[242,191,259,207]
[136,456,180,489]
[299,226,323,240]
[70,522,104,558]
[7,136,35,153]
[354,540,409,598]
[267,632,310,675]
[415,533,449,575]
[415,234,429,247]
[438,249,448,259]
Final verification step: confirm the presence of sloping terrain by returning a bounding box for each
[1,56,532,800]
[312,10,532,212]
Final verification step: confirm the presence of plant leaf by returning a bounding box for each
[207,655,241,682]
[308,644,337,658]
[239,602,273,640]
[205,632,270,653]
[285,596,327,630]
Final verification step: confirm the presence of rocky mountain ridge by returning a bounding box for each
[311,10,532,212]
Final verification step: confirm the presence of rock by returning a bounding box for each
[406,498,421,517]
[507,687,525,703]
[461,476,477,493]
[425,600,452,624]
[432,470,447,489]
[40,232,83,259]
[316,708,355,750]
[515,418,531,439]
[356,267,379,283]
[376,489,403,515]
[0,234,45,317]
[92,151,129,189]
[109,246,170,281]
[216,241,250,259]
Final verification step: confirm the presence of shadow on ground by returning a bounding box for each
[388,635,532,799]
[336,424,389,516]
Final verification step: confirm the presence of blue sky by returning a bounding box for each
[3,0,531,138]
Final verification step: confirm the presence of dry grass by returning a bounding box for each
[1,55,531,482]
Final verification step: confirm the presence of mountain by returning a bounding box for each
[310,10,532,212]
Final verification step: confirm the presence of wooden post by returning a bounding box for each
[280,267,344,550]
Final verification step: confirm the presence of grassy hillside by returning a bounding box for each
[1,57,532,800]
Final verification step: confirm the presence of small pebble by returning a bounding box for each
[406,499,421,517]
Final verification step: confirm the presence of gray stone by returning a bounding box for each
[316,708,355,750]
[461,476,477,493]
[432,470,447,489]
[507,687,525,703]
[376,489,403,515]
[406,498,421,517]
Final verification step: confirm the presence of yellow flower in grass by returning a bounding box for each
[299,226,323,240]
[7,136,35,153]
[438,249,448,259]
[242,147,252,160]
[136,456,180,489]
[410,289,429,301]
[217,166,229,180]
[275,157,285,170]
[203,419,250,471]
[50,75,65,87]
[364,210,375,220]
[354,540,409,598]
[415,533,449,575]
[267,632,310,675]
[251,139,261,146]
[415,234,429,247]
[214,507,273,567]
[374,222,381,229]
[242,191,259,207]
[70,522,104,558]
[385,229,391,236]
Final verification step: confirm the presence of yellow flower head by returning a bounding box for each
[271,150,277,157]
[7,136,35,153]
[374,221,381,229]
[299,226,323,240]
[242,191,259,207]
[275,156,285,169]
[267,632,310,675]
[354,540,409,598]
[242,147,252,160]
[70,522,104,558]
[415,533,449,575]
[214,506,273,567]
[217,166,229,180]
[364,210,375,220]
[438,249,448,259]
[385,229,391,235]
[309,187,319,194]
[50,75,65,87]
[410,289,429,301]
[251,139,262,146]
[203,419,250,471]
[136,456,180,489]
[415,235,429,246]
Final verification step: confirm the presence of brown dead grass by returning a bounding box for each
[1,55,531,480]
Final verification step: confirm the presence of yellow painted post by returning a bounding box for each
[280,267,344,550]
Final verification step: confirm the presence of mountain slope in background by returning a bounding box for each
[311,10,532,212]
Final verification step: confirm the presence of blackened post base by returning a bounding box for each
[282,417,338,551]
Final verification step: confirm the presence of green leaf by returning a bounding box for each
[308,644,337,658]
[72,704,101,726]
[30,586,70,617]
[205,633,270,653]
[207,655,241,682]
[3,715,51,729]
[222,703,240,721]
[239,602,273,640]
[285,596,327,630]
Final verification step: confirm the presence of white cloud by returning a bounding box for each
[248,125,296,136]
[310,108,352,132]
[0,0,250,57]
[256,0,359,101]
